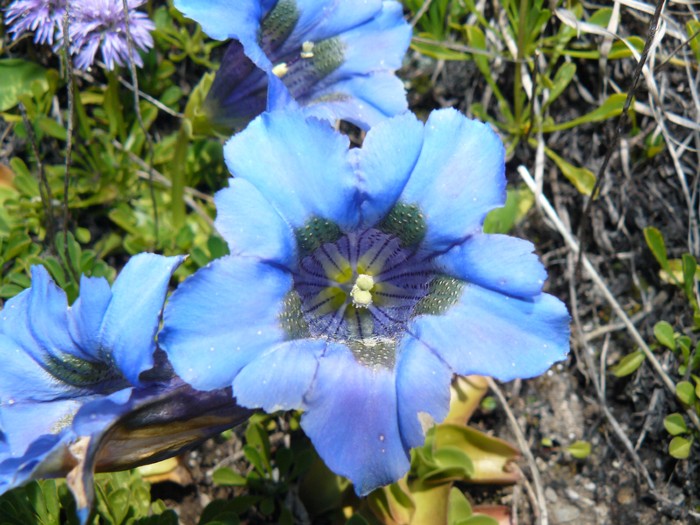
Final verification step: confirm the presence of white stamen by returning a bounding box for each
[300,41,315,58]
[351,273,375,307]
[272,62,289,78]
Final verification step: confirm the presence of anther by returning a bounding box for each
[272,62,289,77]
[300,41,315,58]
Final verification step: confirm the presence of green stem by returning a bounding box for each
[514,0,529,127]
[170,125,188,230]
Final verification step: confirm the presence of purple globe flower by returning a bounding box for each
[174,0,411,131]
[4,0,155,71]
[4,0,66,45]
[69,0,155,70]
[159,108,571,494]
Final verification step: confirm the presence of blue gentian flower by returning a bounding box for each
[69,0,155,70]
[0,254,250,520]
[160,108,571,495]
[4,0,66,45]
[174,0,411,130]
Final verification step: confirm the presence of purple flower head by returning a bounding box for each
[69,0,155,70]
[175,0,411,131]
[160,109,571,495]
[4,0,67,45]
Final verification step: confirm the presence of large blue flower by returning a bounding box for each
[0,254,250,520]
[174,0,411,130]
[160,109,571,495]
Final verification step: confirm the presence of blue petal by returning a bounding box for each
[71,388,133,437]
[282,0,383,53]
[395,335,452,450]
[214,179,296,266]
[434,234,547,298]
[223,110,359,231]
[67,276,112,360]
[0,333,72,403]
[326,1,410,78]
[174,0,260,43]
[398,109,506,253]
[0,398,82,457]
[160,256,292,391]
[303,72,408,130]
[0,434,67,496]
[349,112,423,226]
[99,253,184,386]
[233,339,326,412]
[410,285,570,381]
[301,343,409,495]
[174,0,275,68]
[28,266,93,361]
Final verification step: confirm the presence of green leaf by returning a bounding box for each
[610,350,645,377]
[566,440,591,459]
[541,93,626,132]
[544,62,576,108]
[542,145,596,195]
[676,381,696,405]
[483,186,534,234]
[345,515,370,525]
[459,516,499,525]
[669,436,692,459]
[663,413,688,436]
[653,321,676,350]
[448,487,473,524]
[687,21,700,63]
[212,468,247,487]
[644,226,676,282]
[0,59,50,111]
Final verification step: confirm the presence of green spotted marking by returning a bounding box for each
[280,291,310,339]
[261,0,299,47]
[413,276,464,316]
[44,353,122,388]
[51,411,77,434]
[377,202,427,248]
[348,337,396,370]
[311,38,345,77]
[295,217,343,257]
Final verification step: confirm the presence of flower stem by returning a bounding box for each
[170,125,188,230]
